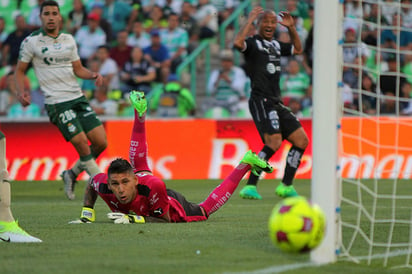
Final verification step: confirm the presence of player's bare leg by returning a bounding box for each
[0,133,41,243]
[61,125,107,199]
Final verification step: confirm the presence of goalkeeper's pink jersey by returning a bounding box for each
[90,173,207,222]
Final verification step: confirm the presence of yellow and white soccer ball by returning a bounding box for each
[268,196,326,253]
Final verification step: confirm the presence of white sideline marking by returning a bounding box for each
[224,249,411,274]
[223,261,319,274]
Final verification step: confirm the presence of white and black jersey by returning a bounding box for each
[241,35,293,100]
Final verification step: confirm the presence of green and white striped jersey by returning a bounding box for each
[19,29,83,104]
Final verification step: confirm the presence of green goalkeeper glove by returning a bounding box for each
[68,207,95,224]
[107,212,145,224]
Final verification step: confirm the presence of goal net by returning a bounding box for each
[338,0,412,268]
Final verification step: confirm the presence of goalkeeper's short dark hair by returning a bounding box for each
[108,158,134,177]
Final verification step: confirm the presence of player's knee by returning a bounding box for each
[297,136,309,150]
[264,135,282,151]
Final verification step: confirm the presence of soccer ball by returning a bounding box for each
[268,196,326,253]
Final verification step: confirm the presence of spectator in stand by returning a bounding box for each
[380,91,399,115]
[66,0,88,35]
[341,82,355,114]
[0,71,16,116]
[120,46,156,96]
[110,30,133,70]
[4,72,40,119]
[143,29,171,84]
[195,0,219,39]
[380,54,408,95]
[381,0,398,24]
[102,0,135,40]
[358,72,378,115]
[401,0,412,28]
[0,17,8,49]
[2,15,31,67]
[159,13,189,74]
[143,5,168,33]
[27,0,45,31]
[96,45,120,92]
[210,0,235,24]
[149,76,196,118]
[344,0,364,19]
[161,0,184,18]
[288,97,304,118]
[127,21,151,49]
[343,53,362,89]
[180,1,200,52]
[205,49,247,118]
[291,10,308,48]
[284,0,306,29]
[89,84,118,116]
[401,82,412,115]
[343,27,370,65]
[362,3,389,46]
[75,12,107,66]
[302,18,313,75]
[88,2,113,43]
[81,58,101,98]
[303,3,314,32]
[279,58,310,106]
[381,13,412,56]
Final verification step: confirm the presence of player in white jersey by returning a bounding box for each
[14,0,107,200]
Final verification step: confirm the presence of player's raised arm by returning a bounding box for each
[233,6,263,51]
[278,11,303,55]
[14,61,31,107]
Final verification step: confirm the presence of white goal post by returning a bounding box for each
[311,0,341,264]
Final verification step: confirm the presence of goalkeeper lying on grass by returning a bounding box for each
[70,91,273,224]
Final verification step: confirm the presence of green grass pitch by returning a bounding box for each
[1,179,411,274]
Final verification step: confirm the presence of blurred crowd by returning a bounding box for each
[0,0,411,119]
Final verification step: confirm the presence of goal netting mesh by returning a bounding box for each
[339,0,412,268]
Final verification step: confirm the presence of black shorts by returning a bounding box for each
[166,189,204,217]
[249,94,302,142]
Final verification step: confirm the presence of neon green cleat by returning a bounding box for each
[275,182,298,198]
[240,150,273,176]
[239,185,262,200]
[0,221,42,243]
[129,90,147,117]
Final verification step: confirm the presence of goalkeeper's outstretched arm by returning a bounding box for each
[83,179,98,209]
[68,179,98,224]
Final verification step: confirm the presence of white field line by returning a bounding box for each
[223,249,411,274]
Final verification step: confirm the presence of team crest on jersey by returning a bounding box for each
[269,111,279,130]
[267,63,276,74]
[53,43,62,50]
[67,122,77,133]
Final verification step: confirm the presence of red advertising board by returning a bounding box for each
[1,117,411,180]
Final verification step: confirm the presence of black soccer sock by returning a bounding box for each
[245,145,275,186]
[282,146,305,186]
